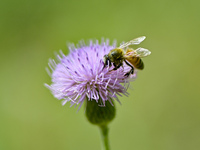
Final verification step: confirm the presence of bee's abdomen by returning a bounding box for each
[133,57,144,70]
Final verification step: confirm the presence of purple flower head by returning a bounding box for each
[45,39,137,109]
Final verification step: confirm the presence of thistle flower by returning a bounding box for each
[45,39,137,109]
[45,38,144,150]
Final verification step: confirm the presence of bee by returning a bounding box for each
[103,36,151,77]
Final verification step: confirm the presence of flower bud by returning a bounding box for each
[86,99,116,126]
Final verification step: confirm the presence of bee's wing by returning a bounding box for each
[124,49,136,58]
[119,36,146,49]
[135,47,151,57]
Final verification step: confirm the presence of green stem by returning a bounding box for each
[99,125,110,150]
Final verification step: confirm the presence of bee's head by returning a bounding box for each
[103,54,108,62]
[103,54,109,63]
[103,54,112,67]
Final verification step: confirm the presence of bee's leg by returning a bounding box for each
[113,61,123,70]
[124,60,134,77]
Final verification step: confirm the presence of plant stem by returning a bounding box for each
[99,125,110,150]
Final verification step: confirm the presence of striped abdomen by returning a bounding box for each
[126,57,144,70]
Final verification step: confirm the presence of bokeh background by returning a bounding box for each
[1,0,200,150]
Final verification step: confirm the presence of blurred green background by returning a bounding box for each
[1,0,200,150]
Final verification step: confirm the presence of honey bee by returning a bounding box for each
[103,36,151,77]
